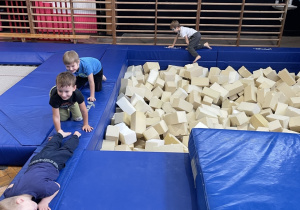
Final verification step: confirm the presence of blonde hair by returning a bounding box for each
[170,20,180,29]
[0,196,18,210]
[56,72,76,88]
[63,50,80,65]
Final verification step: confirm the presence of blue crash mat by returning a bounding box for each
[0,43,109,165]
[0,125,36,165]
[189,128,300,210]
[217,46,300,72]
[51,151,197,210]
[126,45,217,69]
[1,42,300,210]
[0,42,104,65]
[100,47,129,83]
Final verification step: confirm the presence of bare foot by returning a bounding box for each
[102,75,107,81]
[193,55,201,63]
[204,42,212,49]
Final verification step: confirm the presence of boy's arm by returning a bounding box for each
[38,183,60,210]
[184,35,189,45]
[87,74,96,102]
[78,101,93,132]
[52,107,61,132]
[52,108,70,136]
[169,33,179,48]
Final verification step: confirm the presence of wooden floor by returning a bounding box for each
[0,166,22,197]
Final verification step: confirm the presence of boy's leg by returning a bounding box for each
[94,69,103,92]
[188,32,201,58]
[60,108,70,121]
[194,44,204,50]
[49,134,80,170]
[203,42,212,49]
[69,102,82,121]
[194,32,204,50]
[30,133,63,163]
[76,76,88,89]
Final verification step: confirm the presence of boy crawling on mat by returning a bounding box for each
[50,72,93,136]
[0,130,81,210]
[63,50,107,102]
[168,20,212,63]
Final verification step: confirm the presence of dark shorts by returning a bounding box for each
[76,68,103,91]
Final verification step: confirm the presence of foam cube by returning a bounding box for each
[115,123,137,145]
[116,96,136,115]
[105,125,119,144]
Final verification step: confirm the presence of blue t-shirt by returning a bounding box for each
[4,163,60,200]
[75,57,102,78]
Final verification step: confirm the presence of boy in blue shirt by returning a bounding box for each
[168,20,212,63]
[63,50,106,102]
[0,131,81,210]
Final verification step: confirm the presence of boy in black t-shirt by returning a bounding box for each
[0,131,81,210]
[49,72,93,136]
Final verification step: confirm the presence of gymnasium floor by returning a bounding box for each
[0,166,21,196]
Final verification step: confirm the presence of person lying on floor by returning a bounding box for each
[0,130,81,210]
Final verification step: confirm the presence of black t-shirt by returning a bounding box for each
[49,86,85,109]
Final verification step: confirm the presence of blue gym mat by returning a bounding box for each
[217,46,300,73]
[1,42,300,210]
[0,43,110,165]
[127,45,217,69]
[52,151,198,210]
[189,128,300,210]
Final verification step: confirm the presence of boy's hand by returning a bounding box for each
[82,124,93,132]
[74,131,82,137]
[37,201,50,210]
[168,45,174,48]
[88,96,96,102]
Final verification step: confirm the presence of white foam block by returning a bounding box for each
[116,96,136,115]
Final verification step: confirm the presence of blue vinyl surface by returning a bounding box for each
[217,46,300,72]
[127,45,217,69]
[1,42,300,210]
[189,128,300,210]
[52,151,197,210]
[0,42,102,65]
[0,43,109,165]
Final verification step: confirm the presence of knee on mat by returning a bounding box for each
[73,116,83,121]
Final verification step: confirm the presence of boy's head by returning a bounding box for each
[55,72,77,101]
[63,50,80,73]
[0,195,38,210]
[170,20,180,32]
